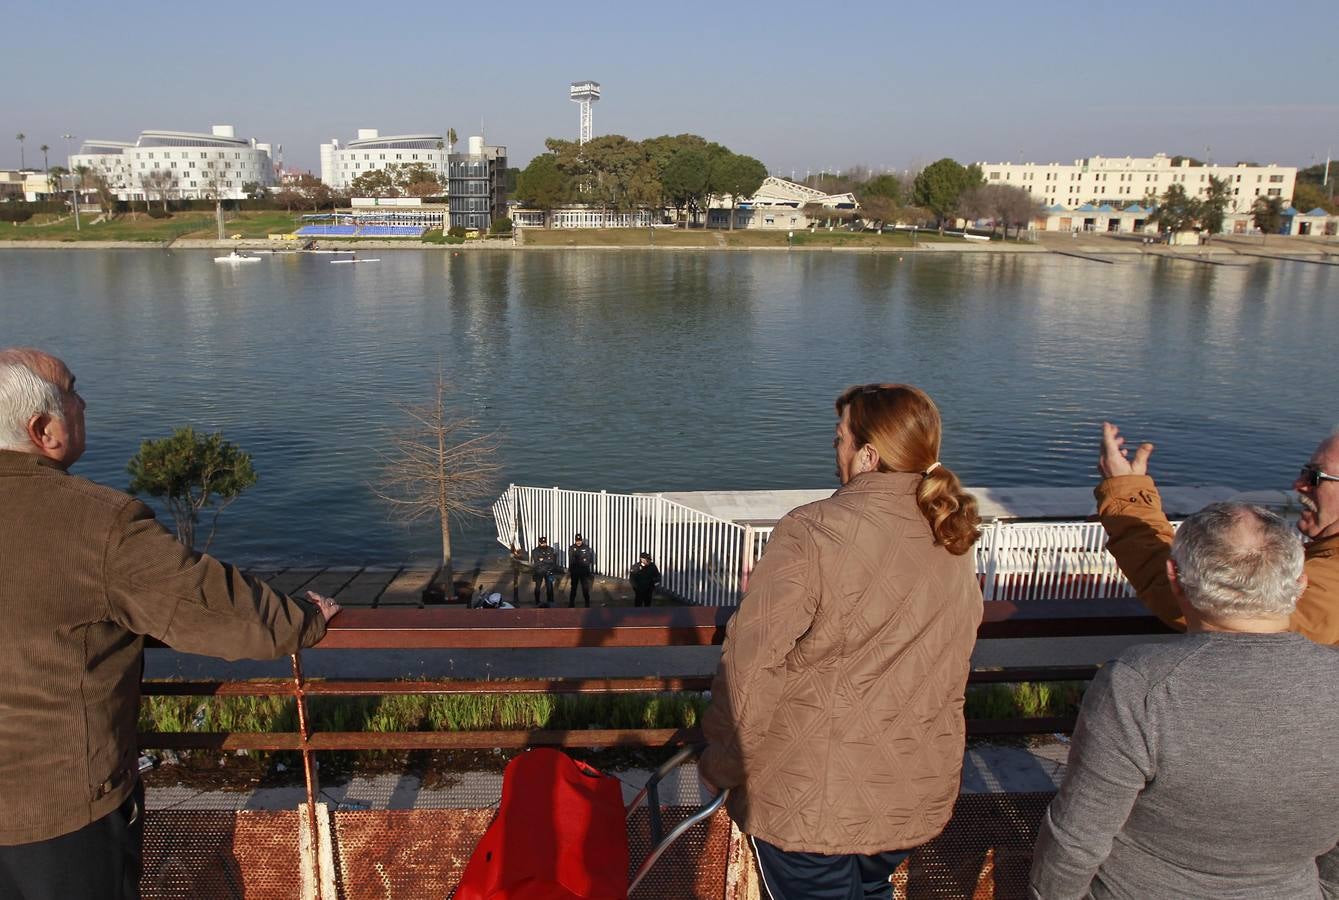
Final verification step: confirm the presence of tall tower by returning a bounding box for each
[569,81,600,145]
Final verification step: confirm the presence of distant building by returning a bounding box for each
[68,126,275,201]
[707,176,857,230]
[320,129,448,192]
[975,153,1296,217]
[513,176,855,230]
[320,130,507,230]
[510,206,658,229]
[447,136,508,231]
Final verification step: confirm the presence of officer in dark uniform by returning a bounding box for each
[567,533,595,608]
[530,537,558,607]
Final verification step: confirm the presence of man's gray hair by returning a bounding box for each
[1170,501,1305,619]
[0,361,65,451]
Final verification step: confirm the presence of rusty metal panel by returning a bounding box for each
[332,809,494,899]
[628,806,733,899]
[142,809,302,900]
[900,792,1051,898]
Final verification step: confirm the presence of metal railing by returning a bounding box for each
[494,485,749,606]
[138,603,1173,899]
[494,484,1169,606]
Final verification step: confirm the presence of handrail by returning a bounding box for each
[137,602,1170,895]
[140,602,1173,754]
[308,598,1169,649]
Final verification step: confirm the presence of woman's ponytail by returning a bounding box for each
[915,464,980,556]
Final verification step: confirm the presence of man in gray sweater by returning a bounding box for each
[1030,502,1339,899]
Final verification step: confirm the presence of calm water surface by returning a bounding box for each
[2,248,1335,565]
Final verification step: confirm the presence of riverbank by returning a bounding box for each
[0,236,1040,253]
[3,232,1334,257]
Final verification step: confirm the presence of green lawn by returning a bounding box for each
[0,210,303,242]
[180,210,303,238]
[784,229,973,248]
[518,226,983,249]
[523,227,717,247]
[0,212,214,242]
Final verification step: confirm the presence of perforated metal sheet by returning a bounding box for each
[900,791,1051,898]
[142,809,302,900]
[139,792,1052,899]
[627,806,733,899]
[333,809,494,899]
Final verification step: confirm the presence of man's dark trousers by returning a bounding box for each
[569,571,593,607]
[533,573,555,607]
[0,780,144,900]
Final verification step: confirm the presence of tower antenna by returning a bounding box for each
[569,81,600,145]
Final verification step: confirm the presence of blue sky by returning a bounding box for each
[7,0,1336,175]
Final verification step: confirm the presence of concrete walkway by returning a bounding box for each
[145,741,1071,813]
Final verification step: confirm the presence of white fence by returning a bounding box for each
[493,485,1165,607]
[493,486,751,607]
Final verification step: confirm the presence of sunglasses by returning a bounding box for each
[1299,464,1339,488]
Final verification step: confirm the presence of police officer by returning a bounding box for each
[568,533,595,608]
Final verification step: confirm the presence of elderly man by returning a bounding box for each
[1030,502,1339,898]
[0,348,340,900]
[1096,422,1339,644]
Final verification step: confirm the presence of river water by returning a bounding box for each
[1,248,1335,566]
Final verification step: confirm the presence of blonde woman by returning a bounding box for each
[701,384,983,899]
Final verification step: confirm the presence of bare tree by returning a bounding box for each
[144,170,176,212]
[959,184,1044,240]
[372,374,502,598]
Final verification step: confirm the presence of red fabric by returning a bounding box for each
[455,748,631,899]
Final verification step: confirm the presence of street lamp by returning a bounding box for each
[62,134,79,232]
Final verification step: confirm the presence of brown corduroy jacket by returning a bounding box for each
[1096,473,1339,644]
[0,450,327,845]
[699,472,983,855]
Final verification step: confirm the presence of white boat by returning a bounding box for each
[214,250,261,264]
[330,258,381,264]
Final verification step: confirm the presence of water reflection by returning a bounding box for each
[0,248,1335,565]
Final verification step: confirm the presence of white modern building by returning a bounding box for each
[974,153,1296,215]
[320,131,508,230]
[707,176,857,229]
[69,125,276,201]
[319,129,449,192]
[67,140,133,197]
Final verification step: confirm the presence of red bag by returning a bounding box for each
[455,748,631,899]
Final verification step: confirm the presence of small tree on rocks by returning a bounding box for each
[127,426,257,551]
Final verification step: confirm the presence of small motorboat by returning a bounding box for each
[214,250,261,264]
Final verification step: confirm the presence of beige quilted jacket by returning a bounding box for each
[700,471,982,855]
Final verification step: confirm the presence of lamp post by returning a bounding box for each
[62,134,80,232]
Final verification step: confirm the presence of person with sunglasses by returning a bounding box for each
[1095,421,1339,644]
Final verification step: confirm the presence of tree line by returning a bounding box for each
[515,134,769,229]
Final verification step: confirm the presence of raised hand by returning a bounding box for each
[307,591,342,623]
[1099,422,1154,478]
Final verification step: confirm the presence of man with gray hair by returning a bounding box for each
[1030,501,1339,898]
[1096,421,1339,644]
[0,348,341,900]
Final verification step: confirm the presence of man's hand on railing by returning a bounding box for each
[1100,422,1154,479]
[307,591,342,623]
